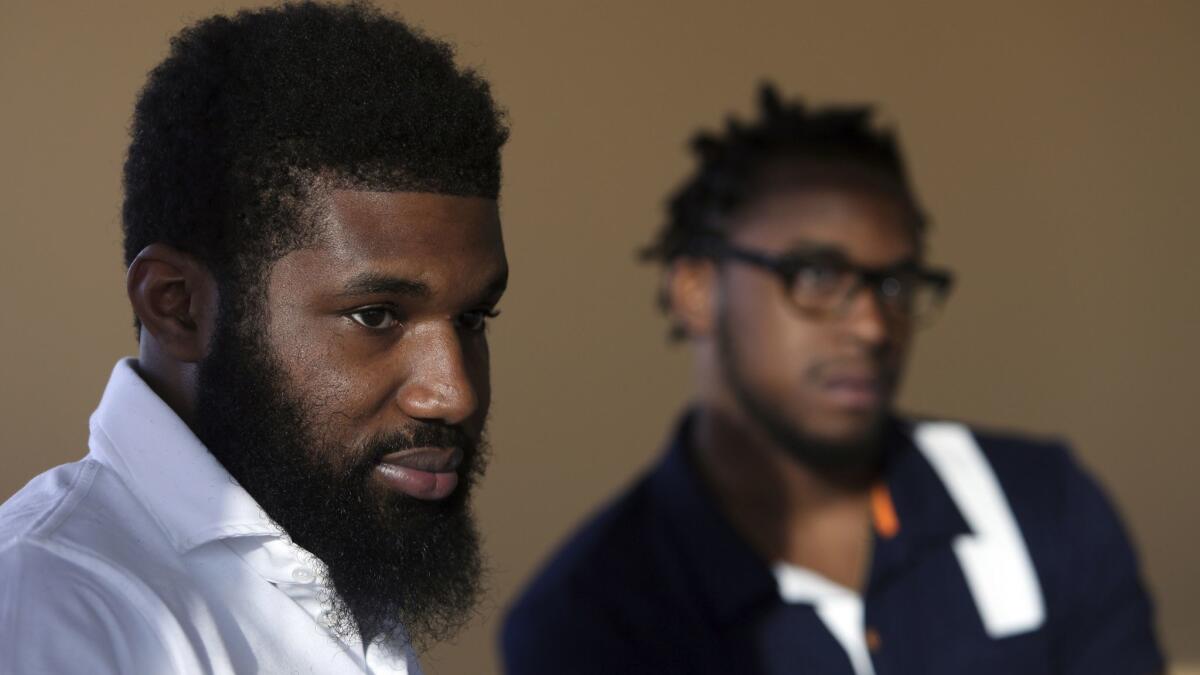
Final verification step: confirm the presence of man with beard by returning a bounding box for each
[0,3,507,673]
[502,87,1164,674]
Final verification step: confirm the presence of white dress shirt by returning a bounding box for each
[0,359,422,674]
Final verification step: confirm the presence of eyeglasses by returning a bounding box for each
[699,238,954,324]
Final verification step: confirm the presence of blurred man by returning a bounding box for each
[502,87,1162,674]
[0,3,508,673]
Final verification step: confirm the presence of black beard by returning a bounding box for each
[193,307,486,652]
[716,308,886,482]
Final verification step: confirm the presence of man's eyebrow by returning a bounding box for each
[480,268,509,300]
[783,241,851,258]
[782,243,918,269]
[338,272,431,298]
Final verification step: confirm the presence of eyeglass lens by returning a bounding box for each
[788,262,944,322]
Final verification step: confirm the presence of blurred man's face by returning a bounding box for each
[714,186,916,470]
[195,190,507,648]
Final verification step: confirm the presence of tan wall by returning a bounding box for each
[2,1,1197,671]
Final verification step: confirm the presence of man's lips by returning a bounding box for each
[821,374,886,410]
[374,447,463,501]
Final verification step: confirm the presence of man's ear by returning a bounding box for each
[665,257,719,340]
[126,244,218,363]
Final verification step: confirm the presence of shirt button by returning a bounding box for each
[865,626,882,652]
[292,567,315,583]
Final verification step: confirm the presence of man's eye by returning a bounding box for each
[794,262,846,294]
[880,274,912,298]
[348,307,400,330]
[458,309,500,332]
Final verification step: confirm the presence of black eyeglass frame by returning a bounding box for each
[696,237,955,322]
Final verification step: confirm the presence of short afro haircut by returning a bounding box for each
[643,84,926,266]
[122,1,508,310]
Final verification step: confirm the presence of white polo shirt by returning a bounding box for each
[0,359,421,674]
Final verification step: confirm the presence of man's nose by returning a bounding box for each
[394,322,480,426]
[840,283,891,347]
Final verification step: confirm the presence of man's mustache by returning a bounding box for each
[365,424,474,462]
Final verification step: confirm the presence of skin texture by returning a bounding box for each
[131,189,506,453]
[668,186,916,590]
[262,190,506,484]
[126,189,507,646]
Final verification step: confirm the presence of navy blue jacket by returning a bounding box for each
[501,416,1163,675]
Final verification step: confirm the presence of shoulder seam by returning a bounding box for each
[36,459,104,539]
[1,459,102,553]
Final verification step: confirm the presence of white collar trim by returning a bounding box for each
[87,359,281,553]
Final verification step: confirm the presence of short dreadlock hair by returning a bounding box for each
[643,84,926,267]
[123,1,508,329]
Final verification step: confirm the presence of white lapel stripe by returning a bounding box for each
[914,422,1046,638]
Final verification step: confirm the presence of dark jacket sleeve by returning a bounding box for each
[499,473,720,675]
[1037,445,1165,675]
[501,584,671,675]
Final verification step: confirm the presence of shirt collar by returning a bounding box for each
[867,419,974,589]
[879,419,973,544]
[87,358,282,553]
[649,411,974,620]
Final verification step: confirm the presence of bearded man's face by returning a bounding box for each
[194,190,508,649]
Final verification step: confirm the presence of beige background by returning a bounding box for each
[2,0,1197,671]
